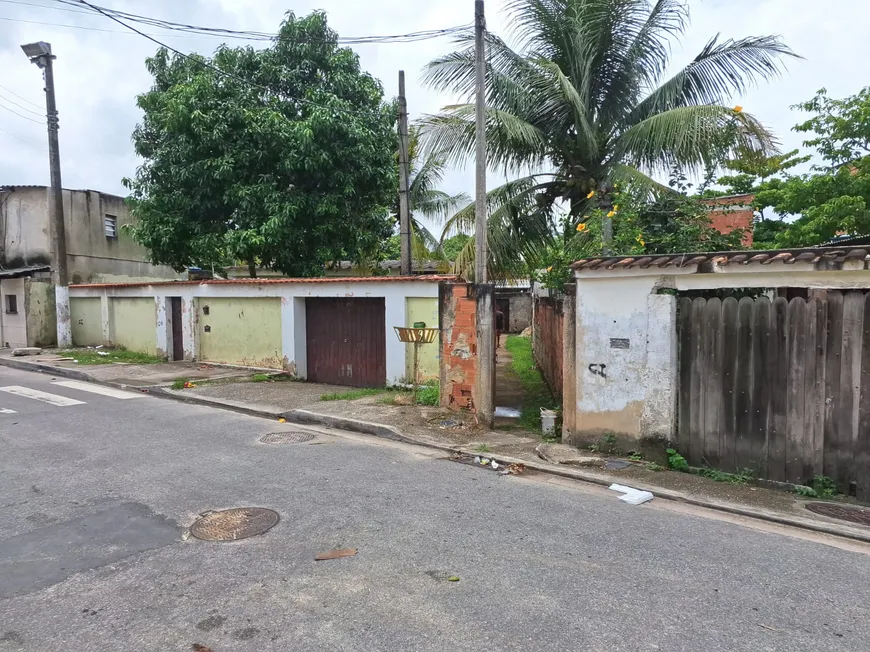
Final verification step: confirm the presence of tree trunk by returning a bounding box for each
[248,259,257,278]
[598,182,614,255]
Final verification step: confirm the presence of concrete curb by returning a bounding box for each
[3,353,869,544]
[0,355,94,382]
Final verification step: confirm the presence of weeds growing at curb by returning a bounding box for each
[320,388,384,401]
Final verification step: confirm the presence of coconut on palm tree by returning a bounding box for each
[421,0,798,279]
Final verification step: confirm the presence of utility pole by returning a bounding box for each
[21,41,70,347]
[473,0,494,427]
[397,71,412,276]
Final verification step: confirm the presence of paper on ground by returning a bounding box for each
[608,483,654,505]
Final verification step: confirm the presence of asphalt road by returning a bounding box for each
[1,365,869,651]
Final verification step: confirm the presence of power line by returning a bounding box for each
[0,82,43,110]
[0,91,44,117]
[0,100,44,124]
[0,126,46,151]
[18,0,471,45]
[67,0,390,120]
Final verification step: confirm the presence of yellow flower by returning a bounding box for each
[636,234,645,246]
[613,204,620,211]
[733,105,743,113]
[576,222,587,232]
[546,266,553,272]
[606,211,616,218]
[586,190,595,199]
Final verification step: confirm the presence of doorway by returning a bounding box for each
[169,297,184,361]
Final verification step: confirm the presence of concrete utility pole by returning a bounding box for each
[474,0,495,427]
[397,71,412,276]
[21,41,71,347]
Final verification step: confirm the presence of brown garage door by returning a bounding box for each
[306,298,386,388]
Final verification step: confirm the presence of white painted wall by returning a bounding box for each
[70,279,442,384]
[575,276,672,438]
[0,278,27,348]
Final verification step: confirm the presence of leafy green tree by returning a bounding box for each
[441,233,473,261]
[753,88,870,247]
[126,12,396,277]
[422,0,795,279]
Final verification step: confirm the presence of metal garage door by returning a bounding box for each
[306,298,386,388]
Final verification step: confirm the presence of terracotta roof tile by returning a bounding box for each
[571,248,870,273]
[72,275,456,289]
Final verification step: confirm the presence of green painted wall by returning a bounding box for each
[110,297,157,354]
[70,297,102,346]
[198,297,283,368]
[405,297,439,382]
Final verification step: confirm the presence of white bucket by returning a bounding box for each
[540,409,558,436]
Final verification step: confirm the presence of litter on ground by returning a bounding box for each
[608,483,654,505]
[315,548,358,561]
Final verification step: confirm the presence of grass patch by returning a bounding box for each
[250,373,293,383]
[505,335,558,431]
[415,380,439,406]
[320,388,384,401]
[171,378,189,390]
[475,444,492,453]
[59,348,161,366]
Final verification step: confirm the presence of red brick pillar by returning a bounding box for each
[439,282,477,410]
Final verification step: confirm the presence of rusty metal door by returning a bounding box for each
[306,298,386,387]
[170,297,184,361]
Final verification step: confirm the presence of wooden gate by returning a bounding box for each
[305,298,386,388]
[169,297,183,361]
[677,291,870,498]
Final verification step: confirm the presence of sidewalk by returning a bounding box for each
[3,351,870,543]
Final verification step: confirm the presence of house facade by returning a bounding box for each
[68,276,450,386]
[0,185,179,348]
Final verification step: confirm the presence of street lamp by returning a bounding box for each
[20,40,71,348]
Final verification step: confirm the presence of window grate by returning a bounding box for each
[105,214,117,238]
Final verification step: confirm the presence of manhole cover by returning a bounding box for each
[190,508,279,541]
[805,502,870,526]
[259,432,316,444]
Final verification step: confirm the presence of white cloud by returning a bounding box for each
[0,0,865,217]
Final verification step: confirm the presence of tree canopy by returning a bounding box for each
[126,12,397,277]
[423,0,796,279]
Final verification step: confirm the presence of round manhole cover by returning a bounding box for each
[805,502,870,526]
[190,508,279,541]
[259,432,316,444]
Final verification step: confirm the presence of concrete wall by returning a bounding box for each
[71,297,102,346]
[405,297,440,382]
[573,276,677,444]
[24,278,56,347]
[508,293,532,332]
[0,186,179,283]
[69,278,443,385]
[0,278,26,348]
[198,297,283,368]
[110,297,157,354]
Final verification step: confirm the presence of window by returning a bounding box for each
[5,295,17,314]
[105,214,117,238]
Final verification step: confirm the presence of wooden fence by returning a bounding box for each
[677,291,870,499]
[533,297,563,398]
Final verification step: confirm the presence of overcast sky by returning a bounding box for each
[0,0,865,214]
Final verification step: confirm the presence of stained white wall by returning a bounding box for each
[575,275,676,439]
[0,278,27,348]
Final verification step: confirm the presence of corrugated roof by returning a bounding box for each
[72,274,456,289]
[572,248,870,272]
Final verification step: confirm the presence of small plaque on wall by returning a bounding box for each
[610,338,630,349]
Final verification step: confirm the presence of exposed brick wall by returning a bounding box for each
[704,193,755,246]
[439,282,477,410]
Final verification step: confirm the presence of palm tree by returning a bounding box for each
[422,0,798,279]
[396,127,471,266]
